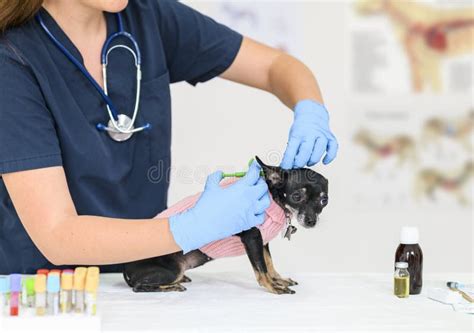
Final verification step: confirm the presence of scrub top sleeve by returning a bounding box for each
[155,0,243,86]
[0,54,62,175]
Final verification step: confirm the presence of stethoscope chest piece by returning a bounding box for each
[107,114,134,142]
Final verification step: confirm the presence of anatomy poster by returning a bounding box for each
[347,0,474,94]
[344,1,473,211]
[344,100,473,211]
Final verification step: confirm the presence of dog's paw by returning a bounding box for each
[180,275,192,283]
[271,277,298,288]
[164,283,187,292]
[259,276,296,295]
[268,273,298,286]
[257,273,297,294]
[132,282,187,293]
[281,277,298,286]
[267,282,296,295]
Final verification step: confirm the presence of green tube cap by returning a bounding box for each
[25,277,35,296]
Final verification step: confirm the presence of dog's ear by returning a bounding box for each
[255,156,285,187]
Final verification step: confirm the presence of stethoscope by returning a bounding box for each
[36,12,151,142]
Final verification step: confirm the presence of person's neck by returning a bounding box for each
[42,0,106,40]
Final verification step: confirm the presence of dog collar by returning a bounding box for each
[282,211,297,241]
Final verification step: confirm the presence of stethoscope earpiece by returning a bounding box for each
[36,12,149,143]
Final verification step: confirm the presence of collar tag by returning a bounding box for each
[282,215,297,241]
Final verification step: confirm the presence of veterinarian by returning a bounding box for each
[0,0,338,274]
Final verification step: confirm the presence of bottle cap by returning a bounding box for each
[34,274,47,293]
[25,277,36,296]
[10,274,22,292]
[36,269,49,276]
[85,267,100,292]
[61,271,73,290]
[73,267,87,290]
[395,262,408,269]
[0,276,9,293]
[400,226,419,244]
[47,273,60,293]
[49,269,61,275]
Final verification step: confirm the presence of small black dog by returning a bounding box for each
[123,156,329,294]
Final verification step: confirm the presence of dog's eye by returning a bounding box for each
[290,191,304,203]
[320,193,328,206]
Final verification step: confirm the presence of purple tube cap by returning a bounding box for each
[9,274,21,292]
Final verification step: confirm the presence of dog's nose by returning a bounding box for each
[306,219,317,227]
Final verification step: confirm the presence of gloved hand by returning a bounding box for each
[281,100,338,169]
[169,161,270,254]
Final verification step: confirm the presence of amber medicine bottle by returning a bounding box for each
[395,227,423,295]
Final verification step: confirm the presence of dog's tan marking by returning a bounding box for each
[252,267,295,294]
[179,275,192,283]
[133,280,186,293]
[263,246,298,287]
[157,283,187,292]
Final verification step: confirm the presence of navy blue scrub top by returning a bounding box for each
[0,0,242,274]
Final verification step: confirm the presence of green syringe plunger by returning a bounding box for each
[222,158,264,178]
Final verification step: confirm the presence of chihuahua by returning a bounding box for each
[123,156,329,294]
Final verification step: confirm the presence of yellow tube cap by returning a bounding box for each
[85,267,100,292]
[61,271,73,290]
[73,267,87,290]
[34,274,46,293]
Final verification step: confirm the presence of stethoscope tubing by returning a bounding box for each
[102,44,142,133]
[35,12,150,137]
[35,13,121,121]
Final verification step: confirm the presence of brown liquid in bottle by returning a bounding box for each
[395,226,423,295]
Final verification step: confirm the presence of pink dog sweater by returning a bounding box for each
[156,179,287,259]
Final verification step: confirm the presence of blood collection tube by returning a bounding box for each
[36,269,49,308]
[21,276,28,306]
[9,274,21,316]
[60,270,73,313]
[85,267,100,316]
[34,274,47,316]
[25,277,35,307]
[47,273,60,315]
[0,276,9,316]
[73,267,87,313]
[20,276,34,307]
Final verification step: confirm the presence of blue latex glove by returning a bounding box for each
[281,100,338,169]
[169,161,270,254]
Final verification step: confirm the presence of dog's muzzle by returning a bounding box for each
[297,213,319,228]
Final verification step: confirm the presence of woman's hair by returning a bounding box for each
[0,0,43,35]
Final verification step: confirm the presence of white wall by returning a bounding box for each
[167,1,473,274]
